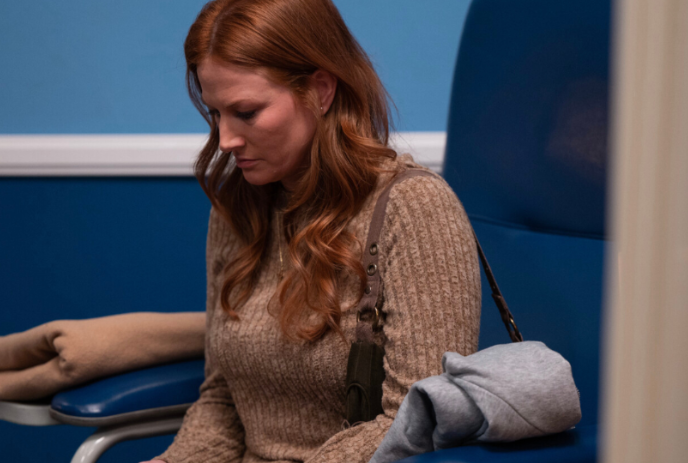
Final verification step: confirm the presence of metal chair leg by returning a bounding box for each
[70,417,183,463]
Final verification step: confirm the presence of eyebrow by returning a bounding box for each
[201,97,256,110]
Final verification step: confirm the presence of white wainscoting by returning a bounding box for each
[0,132,445,176]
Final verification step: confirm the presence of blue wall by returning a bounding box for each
[0,178,209,463]
[0,1,471,461]
[0,0,470,133]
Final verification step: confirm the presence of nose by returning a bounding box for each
[217,121,246,154]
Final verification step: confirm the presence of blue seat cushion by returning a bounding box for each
[395,424,597,463]
[473,220,604,426]
[49,359,204,427]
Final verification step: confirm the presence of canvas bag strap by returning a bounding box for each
[355,168,523,343]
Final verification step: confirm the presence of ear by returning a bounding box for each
[311,70,337,115]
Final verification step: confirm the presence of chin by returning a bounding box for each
[240,170,276,186]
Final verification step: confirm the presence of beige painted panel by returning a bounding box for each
[603,0,688,462]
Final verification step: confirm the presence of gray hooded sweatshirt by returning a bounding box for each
[370,341,582,463]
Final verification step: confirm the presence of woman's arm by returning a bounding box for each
[152,208,247,463]
[153,364,246,463]
[306,173,481,463]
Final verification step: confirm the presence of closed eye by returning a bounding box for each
[207,108,257,122]
[236,110,257,121]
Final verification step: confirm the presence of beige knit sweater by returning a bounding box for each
[158,156,481,463]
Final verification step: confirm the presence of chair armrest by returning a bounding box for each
[49,359,204,427]
[395,424,597,463]
[0,399,61,426]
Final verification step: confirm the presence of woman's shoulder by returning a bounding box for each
[206,206,240,261]
[383,153,462,212]
[208,206,232,238]
[361,154,473,253]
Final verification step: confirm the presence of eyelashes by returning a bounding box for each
[208,109,257,122]
[236,110,256,121]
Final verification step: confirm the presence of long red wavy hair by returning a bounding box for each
[185,0,397,341]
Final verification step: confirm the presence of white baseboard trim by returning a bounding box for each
[0,132,445,176]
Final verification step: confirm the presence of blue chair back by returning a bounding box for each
[443,0,611,426]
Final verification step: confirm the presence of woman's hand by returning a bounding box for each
[139,460,166,463]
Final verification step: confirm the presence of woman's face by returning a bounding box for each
[197,57,318,190]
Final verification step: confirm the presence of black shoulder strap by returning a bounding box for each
[355,168,523,343]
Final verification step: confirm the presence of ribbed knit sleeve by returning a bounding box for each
[157,208,247,463]
[304,173,482,463]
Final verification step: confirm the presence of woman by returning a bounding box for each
[145,0,481,461]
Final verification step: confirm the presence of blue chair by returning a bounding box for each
[0,360,204,463]
[397,0,610,461]
[0,0,610,461]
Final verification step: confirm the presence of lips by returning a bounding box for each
[234,157,259,169]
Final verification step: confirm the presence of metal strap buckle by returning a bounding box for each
[356,306,381,330]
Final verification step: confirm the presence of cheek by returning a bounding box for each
[288,104,318,152]
[258,105,316,163]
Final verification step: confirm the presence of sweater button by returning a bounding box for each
[369,243,378,255]
[365,285,372,294]
[367,264,377,276]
